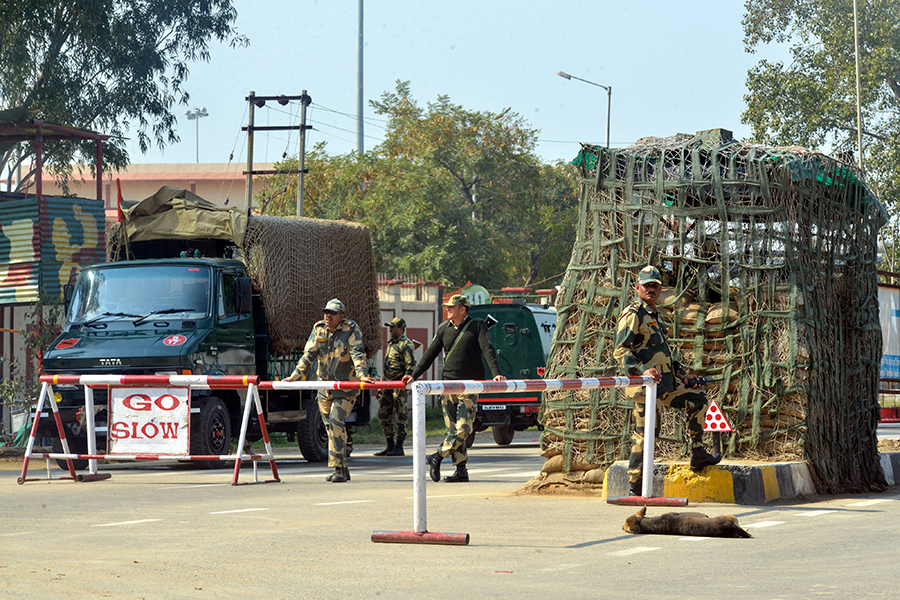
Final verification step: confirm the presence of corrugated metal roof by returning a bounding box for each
[0,194,105,304]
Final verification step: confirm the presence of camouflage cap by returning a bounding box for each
[323,298,345,313]
[638,266,662,285]
[442,294,471,307]
[385,316,406,327]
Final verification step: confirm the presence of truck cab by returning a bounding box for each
[467,302,557,446]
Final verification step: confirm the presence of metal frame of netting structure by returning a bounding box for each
[541,128,889,495]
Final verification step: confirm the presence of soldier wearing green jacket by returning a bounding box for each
[402,294,506,483]
[613,266,721,497]
[284,298,373,483]
[374,317,417,457]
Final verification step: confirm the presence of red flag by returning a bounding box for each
[116,178,124,223]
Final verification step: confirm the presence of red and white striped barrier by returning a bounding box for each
[20,375,277,486]
[371,375,671,546]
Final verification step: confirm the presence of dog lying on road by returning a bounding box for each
[623,506,751,538]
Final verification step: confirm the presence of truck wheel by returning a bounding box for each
[51,436,88,471]
[192,397,231,469]
[492,424,515,446]
[297,397,328,462]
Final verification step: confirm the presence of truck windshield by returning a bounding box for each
[68,265,212,324]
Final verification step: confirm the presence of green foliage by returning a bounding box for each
[256,82,580,289]
[742,0,900,268]
[0,0,246,189]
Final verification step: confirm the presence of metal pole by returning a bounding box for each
[853,0,863,170]
[412,382,426,534]
[605,86,612,149]
[357,0,364,154]
[246,91,255,213]
[641,382,658,499]
[195,118,200,163]
[297,90,310,217]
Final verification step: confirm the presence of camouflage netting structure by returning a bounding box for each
[534,129,888,495]
[107,187,380,358]
[240,215,381,357]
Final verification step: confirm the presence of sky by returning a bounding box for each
[127,0,788,166]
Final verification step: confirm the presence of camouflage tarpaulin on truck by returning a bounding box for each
[107,186,381,358]
[541,129,887,495]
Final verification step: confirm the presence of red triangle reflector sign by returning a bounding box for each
[704,399,732,432]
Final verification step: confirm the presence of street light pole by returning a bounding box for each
[557,71,611,149]
[184,107,209,163]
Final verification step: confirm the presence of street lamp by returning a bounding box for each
[184,107,209,163]
[557,71,611,149]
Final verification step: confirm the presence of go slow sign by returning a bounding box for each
[108,387,189,455]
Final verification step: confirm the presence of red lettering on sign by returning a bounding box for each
[123,394,153,411]
[159,422,179,439]
[109,421,180,440]
[155,394,180,411]
[110,421,130,439]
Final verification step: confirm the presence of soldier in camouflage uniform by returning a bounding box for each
[613,266,721,497]
[284,298,373,483]
[374,317,417,457]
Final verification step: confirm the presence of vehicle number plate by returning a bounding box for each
[482,405,506,410]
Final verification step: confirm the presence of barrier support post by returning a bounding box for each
[607,380,688,507]
[78,384,111,482]
[18,383,76,484]
[371,381,470,545]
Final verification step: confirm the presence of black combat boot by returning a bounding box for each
[629,478,643,497]
[374,436,394,456]
[343,465,350,481]
[690,446,722,473]
[329,466,347,483]
[443,461,469,483]
[427,451,442,482]
[386,432,405,456]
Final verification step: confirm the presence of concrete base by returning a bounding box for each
[602,459,817,504]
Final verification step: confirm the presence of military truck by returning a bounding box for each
[467,302,556,446]
[35,187,381,469]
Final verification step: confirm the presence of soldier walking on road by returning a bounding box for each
[402,295,506,483]
[613,266,721,497]
[375,317,417,457]
[284,298,374,483]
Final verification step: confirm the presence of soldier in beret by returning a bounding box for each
[374,316,417,457]
[284,298,374,483]
[614,266,721,497]
[402,294,506,483]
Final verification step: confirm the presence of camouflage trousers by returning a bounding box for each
[627,383,708,483]
[318,394,356,469]
[377,388,408,439]
[438,393,476,465]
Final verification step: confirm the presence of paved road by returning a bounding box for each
[3,433,900,599]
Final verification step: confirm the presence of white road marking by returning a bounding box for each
[209,508,271,514]
[743,521,785,528]
[609,547,660,556]
[847,499,891,507]
[679,537,710,541]
[93,519,161,527]
[162,483,231,490]
[797,510,837,517]
[0,532,36,536]
[314,500,374,506]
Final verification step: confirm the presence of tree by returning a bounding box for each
[256,83,580,289]
[741,0,900,206]
[0,0,246,190]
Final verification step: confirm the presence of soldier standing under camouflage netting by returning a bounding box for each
[402,294,506,483]
[284,298,374,483]
[613,266,721,496]
[374,317,417,457]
